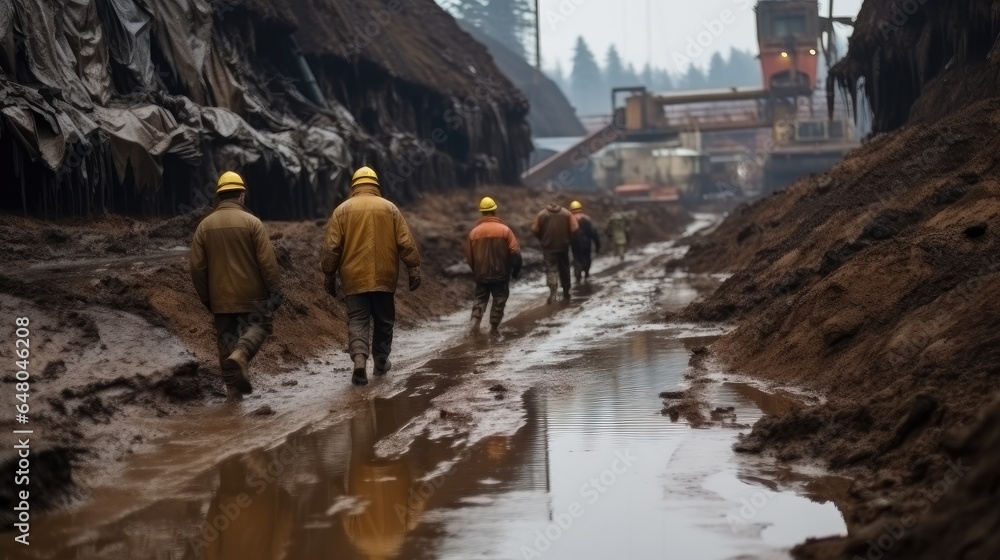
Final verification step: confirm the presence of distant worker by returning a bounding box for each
[321,166,421,386]
[607,211,632,261]
[190,171,282,397]
[465,197,522,336]
[569,201,601,283]
[531,201,578,303]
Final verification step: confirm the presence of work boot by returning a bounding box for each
[351,354,368,386]
[223,347,253,395]
[489,324,500,337]
[547,287,557,305]
[469,316,482,334]
[562,290,571,302]
[374,357,391,376]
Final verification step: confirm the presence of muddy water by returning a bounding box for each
[3,241,846,560]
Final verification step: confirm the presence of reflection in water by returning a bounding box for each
[9,279,845,560]
[342,401,421,560]
[199,454,294,560]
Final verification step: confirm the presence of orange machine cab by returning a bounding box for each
[756,0,819,91]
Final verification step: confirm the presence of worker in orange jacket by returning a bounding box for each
[465,197,522,335]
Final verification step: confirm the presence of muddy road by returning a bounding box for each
[1,228,846,560]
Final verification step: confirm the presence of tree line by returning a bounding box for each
[441,1,763,117]
[551,38,763,116]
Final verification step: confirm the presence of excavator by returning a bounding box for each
[523,0,858,205]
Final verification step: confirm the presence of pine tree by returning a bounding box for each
[653,67,675,91]
[706,52,727,88]
[604,45,627,88]
[681,64,708,90]
[547,61,570,94]
[446,0,534,60]
[570,36,606,115]
[641,63,654,87]
[624,63,640,85]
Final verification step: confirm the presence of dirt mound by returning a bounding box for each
[459,22,586,138]
[675,2,1000,555]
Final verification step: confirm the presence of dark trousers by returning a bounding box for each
[472,281,510,326]
[215,312,272,372]
[346,292,395,362]
[544,251,571,293]
[571,247,593,279]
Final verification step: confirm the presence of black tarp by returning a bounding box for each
[0,0,532,218]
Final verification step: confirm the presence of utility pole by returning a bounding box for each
[535,0,541,71]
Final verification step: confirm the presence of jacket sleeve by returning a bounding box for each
[530,211,542,238]
[568,211,579,234]
[189,224,210,308]
[588,221,601,252]
[507,228,522,277]
[465,231,474,270]
[321,210,344,276]
[394,208,421,275]
[253,220,282,297]
[507,227,521,256]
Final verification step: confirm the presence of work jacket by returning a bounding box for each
[190,200,282,315]
[465,216,522,284]
[571,213,601,255]
[607,213,631,245]
[530,204,578,253]
[321,184,421,296]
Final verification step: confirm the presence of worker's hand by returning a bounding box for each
[324,274,338,297]
[408,275,421,291]
[268,291,284,312]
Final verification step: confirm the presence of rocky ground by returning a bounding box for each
[0,188,686,524]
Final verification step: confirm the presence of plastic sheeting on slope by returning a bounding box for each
[0,0,530,217]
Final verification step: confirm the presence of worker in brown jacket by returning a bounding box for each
[465,196,522,336]
[190,171,282,397]
[569,200,601,282]
[531,202,578,303]
[322,166,421,386]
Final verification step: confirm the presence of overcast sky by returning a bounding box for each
[537,0,864,73]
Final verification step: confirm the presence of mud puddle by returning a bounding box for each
[2,240,845,559]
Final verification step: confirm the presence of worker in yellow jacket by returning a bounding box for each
[321,166,421,386]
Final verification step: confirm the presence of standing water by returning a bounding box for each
[3,239,846,560]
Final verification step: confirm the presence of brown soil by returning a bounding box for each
[675,75,1000,560]
[0,188,686,523]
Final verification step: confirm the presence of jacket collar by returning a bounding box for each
[350,185,382,198]
[476,215,505,226]
[216,199,251,213]
[546,203,562,213]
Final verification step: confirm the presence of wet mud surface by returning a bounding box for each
[1,236,845,560]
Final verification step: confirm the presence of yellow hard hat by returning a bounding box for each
[479,196,498,213]
[216,171,246,193]
[569,200,583,212]
[351,166,380,189]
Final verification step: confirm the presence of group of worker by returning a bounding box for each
[190,166,631,396]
